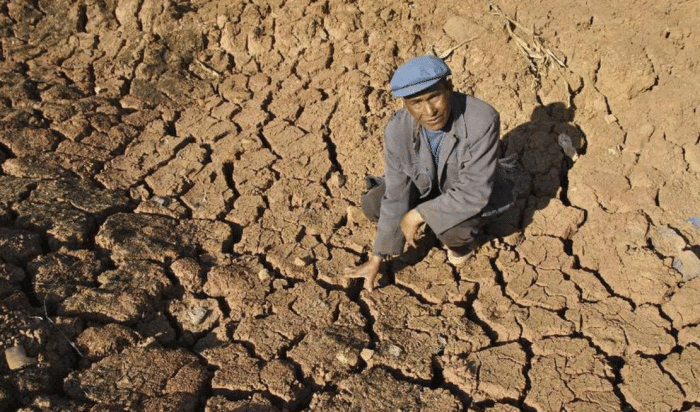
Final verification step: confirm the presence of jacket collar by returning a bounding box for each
[435,93,467,179]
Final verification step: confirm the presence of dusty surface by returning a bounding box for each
[0,0,699,411]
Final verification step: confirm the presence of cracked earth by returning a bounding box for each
[1,0,699,411]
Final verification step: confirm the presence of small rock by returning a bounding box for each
[257,268,271,282]
[327,172,346,188]
[673,250,700,281]
[687,217,700,230]
[557,133,579,161]
[293,256,312,267]
[335,352,350,364]
[5,345,36,370]
[187,306,208,325]
[360,348,375,361]
[387,344,403,357]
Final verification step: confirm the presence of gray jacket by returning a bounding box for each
[373,92,512,256]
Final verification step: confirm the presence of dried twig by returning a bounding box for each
[42,294,84,357]
[489,3,566,73]
[437,34,482,59]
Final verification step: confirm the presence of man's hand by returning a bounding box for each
[343,254,382,291]
[400,208,425,248]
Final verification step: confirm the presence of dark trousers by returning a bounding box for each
[361,180,485,254]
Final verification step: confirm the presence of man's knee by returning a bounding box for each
[437,217,486,249]
[361,181,385,222]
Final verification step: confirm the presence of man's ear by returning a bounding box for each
[444,78,454,93]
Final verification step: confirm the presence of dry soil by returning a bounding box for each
[1,0,699,411]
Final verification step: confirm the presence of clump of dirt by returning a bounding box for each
[1,0,699,410]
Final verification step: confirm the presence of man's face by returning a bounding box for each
[402,82,452,130]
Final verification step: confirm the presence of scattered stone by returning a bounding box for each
[558,133,579,160]
[5,345,36,370]
[167,294,222,340]
[360,348,375,361]
[673,249,700,281]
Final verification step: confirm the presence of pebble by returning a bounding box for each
[257,268,271,282]
[387,344,403,357]
[5,345,35,370]
[187,306,208,325]
[673,250,700,282]
[557,133,579,161]
[686,217,700,229]
[360,348,375,361]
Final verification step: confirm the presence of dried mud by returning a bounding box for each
[0,0,699,411]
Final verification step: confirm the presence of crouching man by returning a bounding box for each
[344,55,514,291]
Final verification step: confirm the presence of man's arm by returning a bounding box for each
[344,119,413,290]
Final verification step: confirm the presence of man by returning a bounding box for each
[344,55,514,291]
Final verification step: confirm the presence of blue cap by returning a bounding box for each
[390,55,451,98]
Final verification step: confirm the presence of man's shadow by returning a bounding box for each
[394,101,584,270]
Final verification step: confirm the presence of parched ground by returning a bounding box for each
[1,0,699,411]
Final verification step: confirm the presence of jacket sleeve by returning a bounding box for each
[416,111,500,235]
[372,125,412,256]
